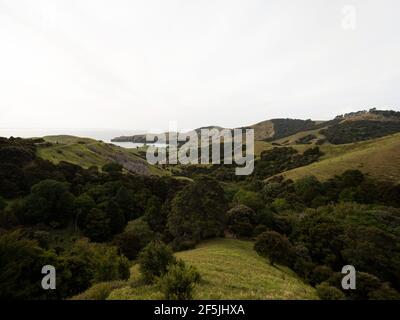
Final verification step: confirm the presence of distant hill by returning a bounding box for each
[37,135,168,176]
[112,108,400,146]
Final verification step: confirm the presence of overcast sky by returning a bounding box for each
[0,0,399,131]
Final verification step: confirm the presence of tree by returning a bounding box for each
[74,193,95,230]
[226,205,256,237]
[113,231,144,260]
[138,240,176,283]
[308,265,334,286]
[102,162,123,173]
[167,176,227,249]
[0,230,59,299]
[254,231,293,266]
[369,283,400,300]
[18,179,75,227]
[341,169,364,188]
[316,282,345,300]
[105,200,126,234]
[115,186,137,220]
[160,260,201,300]
[65,239,130,285]
[294,176,322,205]
[347,272,382,300]
[83,208,111,242]
[232,189,264,212]
[143,196,165,232]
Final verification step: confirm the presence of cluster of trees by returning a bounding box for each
[252,203,400,300]
[321,120,400,144]
[295,134,317,144]
[0,137,226,299]
[222,169,400,299]
[2,136,400,300]
[267,119,316,141]
[0,230,129,299]
[176,146,322,182]
[254,146,322,179]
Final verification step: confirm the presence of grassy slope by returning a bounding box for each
[281,133,400,183]
[107,238,317,300]
[37,135,169,176]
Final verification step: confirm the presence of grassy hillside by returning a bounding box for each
[105,238,317,300]
[281,133,400,183]
[37,135,168,176]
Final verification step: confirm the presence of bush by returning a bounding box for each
[254,231,293,266]
[226,205,256,237]
[347,272,382,300]
[102,162,123,173]
[369,283,400,300]
[160,260,201,300]
[113,231,146,260]
[115,219,155,259]
[70,281,125,300]
[138,240,176,283]
[309,265,334,286]
[316,282,345,300]
[66,239,130,285]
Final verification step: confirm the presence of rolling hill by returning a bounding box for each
[75,238,316,300]
[280,133,400,183]
[37,135,168,176]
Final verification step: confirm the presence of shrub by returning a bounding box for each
[160,260,201,300]
[347,272,382,300]
[369,283,400,300]
[113,230,146,260]
[309,265,334,286]
[102,162,123,173]
[138,240,176,283]
[254,231,293,266]
[66,239,130,285]
[316,282,345,300]
[226,205,256,237]
[70,281,125,300]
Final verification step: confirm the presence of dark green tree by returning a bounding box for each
[83,208,111,242]
[19,179,75,227]
[167,176,227,248]
[254,230,293,266]
[102,162,123,173]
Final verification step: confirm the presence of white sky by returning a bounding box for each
[0,0,399,131]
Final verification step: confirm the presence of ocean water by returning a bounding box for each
[0,128,148,149]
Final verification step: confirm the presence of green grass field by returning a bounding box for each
[104,238,316,300]
[281,133,400,182]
